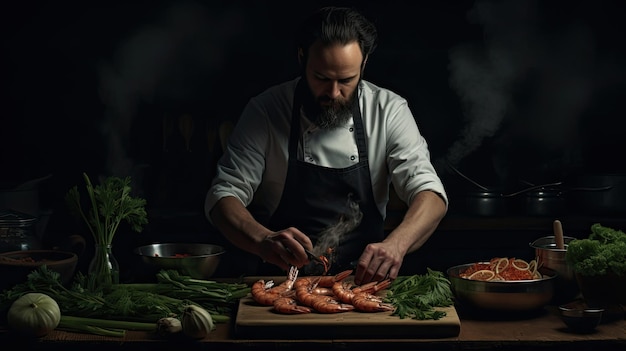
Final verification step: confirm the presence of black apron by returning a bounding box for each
[255,80,385,276]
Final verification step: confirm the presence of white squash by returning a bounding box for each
[7,292,61,337]
[181,304,215,339]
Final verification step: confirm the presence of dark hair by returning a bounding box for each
[296,6,378,65]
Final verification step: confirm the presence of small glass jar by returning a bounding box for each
[0,209,40,253]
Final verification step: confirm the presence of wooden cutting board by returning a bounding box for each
[234,277,461,339]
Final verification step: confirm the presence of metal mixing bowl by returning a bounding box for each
[134,243,225,279]
[447,263,557,312]
[529,235,579,303]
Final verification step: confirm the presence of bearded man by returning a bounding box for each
[205,6,447,284]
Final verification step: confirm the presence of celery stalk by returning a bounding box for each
[58,315,156,337]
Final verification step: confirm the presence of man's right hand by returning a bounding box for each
[260,227,314,271]
[209,197,315,272]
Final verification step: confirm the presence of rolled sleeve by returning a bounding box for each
[205,101,269,219]
[362,81,448,214]
[205,80,295,222]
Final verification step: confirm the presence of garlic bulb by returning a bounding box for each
[157,317,182,337]
[181,304,215,339]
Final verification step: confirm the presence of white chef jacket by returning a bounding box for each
[205,78,448,222]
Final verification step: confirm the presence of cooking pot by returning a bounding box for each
[461,181,614,217]
[520,179,615,217]
[567,173,626,215]
[446,163,570,216]
[522,189,566,217]
[459,182,564,217]
[459,189,514,216]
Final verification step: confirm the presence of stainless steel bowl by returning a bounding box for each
[530,235,579,303]
[134,243,225,279]
[447,263,557,312]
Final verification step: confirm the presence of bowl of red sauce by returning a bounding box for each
[447,257,557,313]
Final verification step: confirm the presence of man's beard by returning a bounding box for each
[302,84,358,130]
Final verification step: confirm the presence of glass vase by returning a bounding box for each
[88,243,120,289]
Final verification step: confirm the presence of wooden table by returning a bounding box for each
[2,305,624,351]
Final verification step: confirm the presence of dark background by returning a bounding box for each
[1,0,625,278]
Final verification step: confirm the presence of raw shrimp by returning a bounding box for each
[251,266,299,306]
[294,277,354,313]
[250,280,283,305]
[316,269,353,287]
[351,292,395,312]
[332,279,392,304]
[273,296,312,314]
[311,287,335,296]
[294,269,353,290]
[295,288,355,313]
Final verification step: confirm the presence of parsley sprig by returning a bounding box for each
[383,268,454,320]
[65,172,148,245]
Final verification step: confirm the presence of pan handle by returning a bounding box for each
[446,162,489,190]
[519,179,613,193]
[566,185,613,192]
[502,181,563,197]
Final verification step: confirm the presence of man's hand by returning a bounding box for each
[260,227,314,271]
[352,242,403,285]
[351,190,447,284]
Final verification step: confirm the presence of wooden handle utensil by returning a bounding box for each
[553,219,565,250]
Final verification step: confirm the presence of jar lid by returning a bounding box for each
[0,209,37,227]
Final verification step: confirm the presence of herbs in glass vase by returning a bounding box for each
[66,172,148,289]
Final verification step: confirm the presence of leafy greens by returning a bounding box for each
[0,266,249,323]
[383,268,453,320]
[565,223,626,276]
[65,172,148,245]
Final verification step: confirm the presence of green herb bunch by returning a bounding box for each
[566,223,626,276]
[383,268,453,320]
[65,172,148,245]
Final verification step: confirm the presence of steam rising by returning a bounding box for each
[314,194,363,258]
[96,2,244,178]
[446,43,513,166]
[443,0,602,177]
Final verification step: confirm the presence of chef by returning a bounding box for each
[205,6,447,284]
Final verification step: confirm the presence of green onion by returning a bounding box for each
[58,315,156,337]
